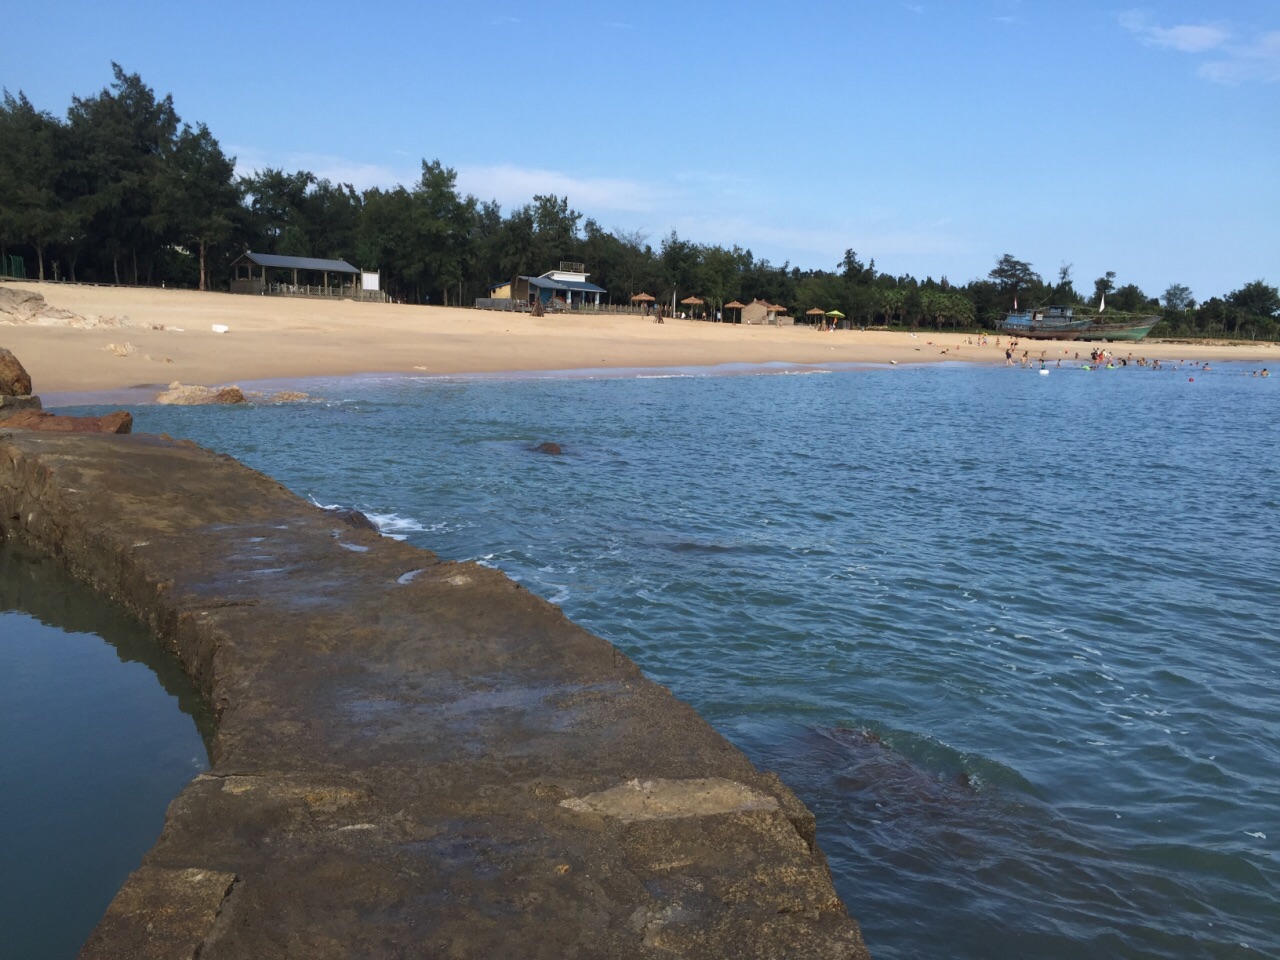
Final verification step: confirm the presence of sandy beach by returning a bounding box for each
[2,281,1274,399]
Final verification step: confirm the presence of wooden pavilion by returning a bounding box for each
[230,252,366,299]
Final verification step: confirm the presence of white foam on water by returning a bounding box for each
[363,512,430,540]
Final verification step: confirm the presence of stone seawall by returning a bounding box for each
[0,430,870,959]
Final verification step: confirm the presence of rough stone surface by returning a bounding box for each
[560,777,781,821]
[157,382,247,405]
[0,287,128,328]
[0,345,33,396]
[324,505,379,532]
[2,409,132,433]
[0,394,42,420]
[79,867,237,960]
[0,432,870,960]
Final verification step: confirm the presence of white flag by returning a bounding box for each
[1099,292,1106,312]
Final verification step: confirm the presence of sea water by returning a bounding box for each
[0,545,210,958]
[29,361,1280,958]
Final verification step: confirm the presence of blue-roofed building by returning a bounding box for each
[479,263,607,312]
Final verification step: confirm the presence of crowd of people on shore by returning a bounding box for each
[980,337,1273,376]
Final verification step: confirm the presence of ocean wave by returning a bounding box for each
[362,512,431,540]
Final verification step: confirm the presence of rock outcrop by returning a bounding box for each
[0,287,128,328]
[532,441,564,455]
[324,506,380,532]
[156,382,247,405]
[2,409,132,433]
[0,345,33,397]
[0,394,42,419]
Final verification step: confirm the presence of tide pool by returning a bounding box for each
[0,545,210,959]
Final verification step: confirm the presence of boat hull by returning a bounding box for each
[998,313,1092,340]
[1076,318,1159,342]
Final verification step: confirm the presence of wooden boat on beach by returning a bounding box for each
[1000,304,1161,342]
[998,306,1092,340]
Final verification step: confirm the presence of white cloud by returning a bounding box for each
[1119,11,1229,53]
[227,150,670,213]
[455,164,666,213]
[663,214,967,268]
[1199,30,1280,84]
[1118,10,1280,83]
[229,147,411,191]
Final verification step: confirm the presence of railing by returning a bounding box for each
[1,254,26,279]
[229,279,385,301]
[472,299,669,317]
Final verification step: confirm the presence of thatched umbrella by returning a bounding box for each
[680,295,705,320]
[631,291,656,316]
[806,307,826,328]
[723,300,745,324]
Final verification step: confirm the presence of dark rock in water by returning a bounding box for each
[2,409,132,434]
[326,506,379,532]
[532,442,563,455]
[211,386,247,404]
[0,346,33,397]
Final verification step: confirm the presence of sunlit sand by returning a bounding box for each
[1,281,1273,396]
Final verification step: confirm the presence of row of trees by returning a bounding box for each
[2,66,1277,338]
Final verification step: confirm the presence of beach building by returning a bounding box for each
[740,299,793,325]
[230,252,383,301]
[477,262,607,311]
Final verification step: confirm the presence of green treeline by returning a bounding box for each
[2,65,1277,339]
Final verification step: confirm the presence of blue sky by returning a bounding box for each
[5,1,1277,301]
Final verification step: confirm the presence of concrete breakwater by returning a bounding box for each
[0,430,870,959]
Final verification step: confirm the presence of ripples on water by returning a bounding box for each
[114,362,1279,959]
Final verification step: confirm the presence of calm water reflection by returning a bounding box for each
[0,543,210,959]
